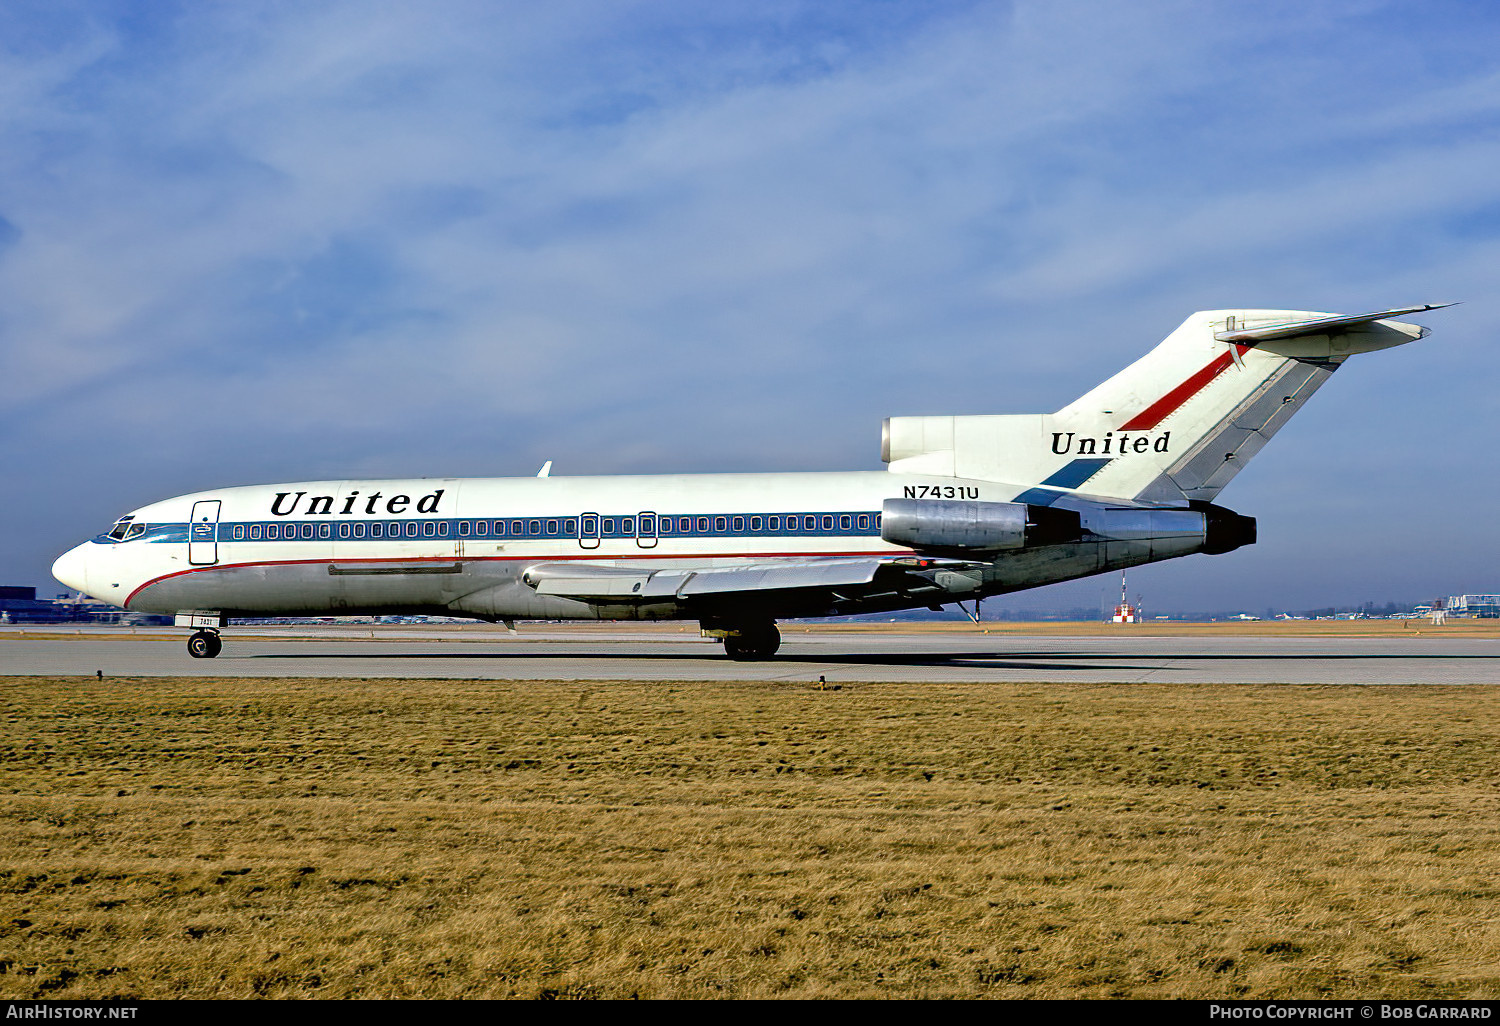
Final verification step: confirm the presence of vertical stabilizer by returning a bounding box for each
[884,307,1439,504]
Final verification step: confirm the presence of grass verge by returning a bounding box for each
[2,676,1497,998]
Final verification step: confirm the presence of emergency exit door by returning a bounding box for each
[188,500,221,565]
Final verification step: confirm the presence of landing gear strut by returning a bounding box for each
[722,621,780,661]
[187,630,222,659]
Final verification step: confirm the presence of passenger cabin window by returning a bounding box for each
[822,515,834,531]
[857,514,870,530]
[406,522,419,538]
[458,521,470,537]
[714,516,727,533]
[621,517,634,536]
[768,516,780,531]
[732,516,744,533]
[750,516,762,531]
[250,524,262,540]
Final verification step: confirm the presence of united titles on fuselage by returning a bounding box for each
[270,489,446,517]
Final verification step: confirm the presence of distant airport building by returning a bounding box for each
[0,585,162,624]
[0,586,61,623]
[1446,595,1500,618]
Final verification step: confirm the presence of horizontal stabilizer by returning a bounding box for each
[1214,304,1454,344]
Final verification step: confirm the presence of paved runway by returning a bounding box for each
[3,625,1497,683]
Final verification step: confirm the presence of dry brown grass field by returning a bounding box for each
[1,675,1498,999]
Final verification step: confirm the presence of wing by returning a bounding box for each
[520,556,987,616]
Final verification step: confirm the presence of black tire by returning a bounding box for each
[723,622,780,661]
[187,631,222,659]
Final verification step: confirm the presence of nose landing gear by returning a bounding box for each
[176,611,227,659]
[187,630,222,659]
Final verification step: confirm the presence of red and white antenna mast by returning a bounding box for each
[1112,570,1138,623]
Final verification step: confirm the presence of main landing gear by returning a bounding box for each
[721,621,781,661]
[187,630,222,659]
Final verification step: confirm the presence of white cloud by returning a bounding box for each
[2,0,1496,604]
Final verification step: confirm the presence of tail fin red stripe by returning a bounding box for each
[1120,346,1248,431]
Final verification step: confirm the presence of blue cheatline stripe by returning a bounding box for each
[145,525,188,543]
[117,510,889,545]
[1040,458,1112,490]
[1013,488,1062,506]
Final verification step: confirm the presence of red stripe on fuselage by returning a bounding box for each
[1119,345,1250,431]
[123,550,906,607]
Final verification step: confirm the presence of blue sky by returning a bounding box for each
[1,0,1496,611]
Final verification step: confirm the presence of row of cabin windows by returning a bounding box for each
[224,513,880,542]
[230,521,446,541]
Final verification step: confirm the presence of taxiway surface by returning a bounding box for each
[3,626,1497,683]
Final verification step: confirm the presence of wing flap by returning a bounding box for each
[532,574,652,598]
[673,559,883,596]
[524,559,886,601]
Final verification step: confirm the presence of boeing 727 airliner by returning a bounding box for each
[51,306,1448,660]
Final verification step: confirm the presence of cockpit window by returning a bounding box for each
[107,516,135,541]
[122,523,146,540]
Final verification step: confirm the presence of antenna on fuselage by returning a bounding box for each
[536,461,552,478]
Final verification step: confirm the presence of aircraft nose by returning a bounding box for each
[51,543,91,595]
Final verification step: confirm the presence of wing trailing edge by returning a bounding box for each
[523,558,889,601]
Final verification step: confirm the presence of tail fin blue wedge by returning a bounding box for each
[883,305,1452,505]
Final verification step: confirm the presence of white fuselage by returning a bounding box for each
[54,470,1055,621]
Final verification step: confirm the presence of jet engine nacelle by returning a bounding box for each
[881,498,1083,556]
